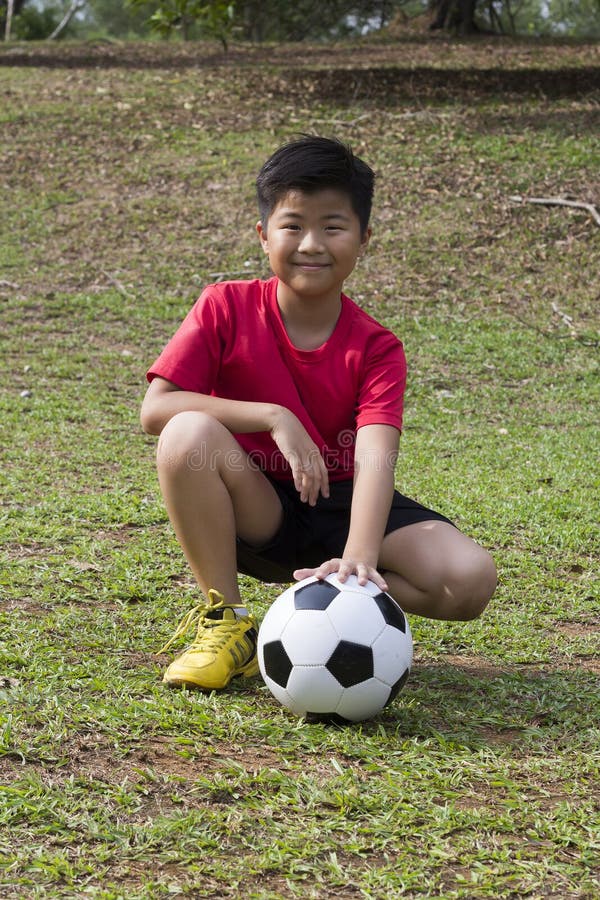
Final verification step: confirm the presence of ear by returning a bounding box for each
[358,226,372,256]
[256,221,269,253]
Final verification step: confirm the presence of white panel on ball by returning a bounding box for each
[257,590,296,643]
[335,678,392,722]
[326,590,386,644]
[371,627,413,686]
[262,676,295,712]
[287,666,344,714]
[281,611,339,665]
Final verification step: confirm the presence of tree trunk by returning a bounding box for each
[47,0,86,40]
[243,0,265,41]
[4,0,14,40]
[429,0,479,33]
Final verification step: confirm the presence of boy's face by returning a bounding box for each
[256,188,370,306]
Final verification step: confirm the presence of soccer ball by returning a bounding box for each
[258,574,412,723]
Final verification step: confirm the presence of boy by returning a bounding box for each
[141,136,497,691]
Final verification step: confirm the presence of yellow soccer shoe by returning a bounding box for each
[158,590,259,690]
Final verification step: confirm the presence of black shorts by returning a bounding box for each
[236,478,453,584]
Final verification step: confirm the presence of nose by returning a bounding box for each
[298,229,324,254]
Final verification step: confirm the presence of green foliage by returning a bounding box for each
[235,0,366,42]
[85,0,160,38]
[425,0,600,37]
[526,0,600,37]
[128,0,235,44]
[466,0,600,36]
[5,0,600,41]
[11,3,63,38]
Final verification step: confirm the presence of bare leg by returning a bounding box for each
[156,411,284,602]
[378,521,497,621]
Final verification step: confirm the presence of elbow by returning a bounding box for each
[140,402,161,436]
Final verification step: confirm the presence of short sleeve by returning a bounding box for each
[146,286,227,393]
[355,334,406,432]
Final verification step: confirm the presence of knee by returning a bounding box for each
[446,548,497,621]
[156,411,222,474]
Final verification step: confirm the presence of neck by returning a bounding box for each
[276,283,343,350]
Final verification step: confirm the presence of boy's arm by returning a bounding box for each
[293,424,399,590]
[141,376,329,505]
[141,375,282,436]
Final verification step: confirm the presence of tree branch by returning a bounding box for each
[509,195,600,227]
[4,0,14,40]
[47,0,86,41]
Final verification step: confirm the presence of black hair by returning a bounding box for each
[256,135,374,236]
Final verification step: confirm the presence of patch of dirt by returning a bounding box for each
[555,619,599,637]
[3,541,49,560]
[431,653,513,677]
[553,621,600,672]
[568,655,600,673]
[424,652,600,679]
[457,776,597,814]
[1,732,284,787]
[478,725,527,747]
[0,597,50,615]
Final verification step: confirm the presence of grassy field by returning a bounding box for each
[1,37,599,899]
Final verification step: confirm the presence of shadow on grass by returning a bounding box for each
[276,66,600,104]
[367,659,597,748]
[1,42,598,102]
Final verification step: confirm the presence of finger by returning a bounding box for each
[293,558,336,582]
[312,558,340,581]
[374,572,389,591]
[336,559,354,583]
[290,456,304,494]
[294,459,313,501]
[366,568,389,591]
[300,469,313,505]
[317,456,330,499]
[301,468,314,506]
[356,563,370,586]
[295,562,389,591]
[293,567,317,581]
[308,470,322,507]
[299,464,322,507]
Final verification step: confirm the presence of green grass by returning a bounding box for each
[1,39,599,899]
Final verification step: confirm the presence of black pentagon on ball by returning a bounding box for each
[373,592,407,633]
[294,579,340,610]
[262,640,293,688]
[385,667,410,705]
[326,640,374,688]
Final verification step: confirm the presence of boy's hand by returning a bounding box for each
[270,408,329,506]
[293,558,389,592]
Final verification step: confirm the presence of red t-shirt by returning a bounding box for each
[147,277,406,482]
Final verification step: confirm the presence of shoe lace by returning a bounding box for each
[157,589,247,655]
